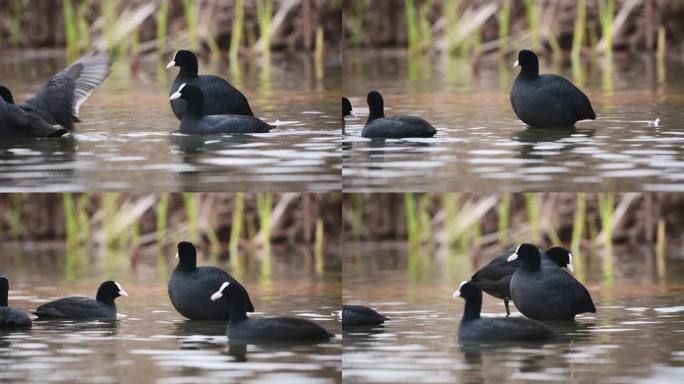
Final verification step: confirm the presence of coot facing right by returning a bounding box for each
[33,281,128,320]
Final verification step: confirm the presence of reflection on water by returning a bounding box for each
[343,52,684,192]
[343,243,684,383]
[0,245,341,383]
[0,54,341,192]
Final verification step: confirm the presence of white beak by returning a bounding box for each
[169,91,182,100]
[175,252,179,259]
[452,290,461,299]
[513,60,519,68]
[566,263,575,273]
[507,253,518,262]
[119,290,129,297]
[166,60,176,70]
[350,110,358,118]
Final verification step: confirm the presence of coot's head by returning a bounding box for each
[0,86,14,104]
[342,97,356,117]
[366,91,385,122]
[452,281,481,301]
[514,50,539,77]
[507,243,542,269]
[545,247,574,273]
[210,281,252,311]
[166,50,198,71]
[170,83,203,103]
[96,281,129,303]
[176,241,197,270]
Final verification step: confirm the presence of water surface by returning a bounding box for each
[343,51,684,192]
[1,245,341,383]
[0,53,341,192]
[343,243,684,383]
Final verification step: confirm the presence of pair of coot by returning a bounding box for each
[0,52,111,138]
[342,92,437,139]
[166,50,273,134]
[168,241,332,342]
[1,277,128,325]
[471,246,574,316]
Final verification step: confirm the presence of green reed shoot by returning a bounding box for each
[572,0,586,64]
[444,0,459,56]
[182,0,198,51]
[571,193,586,272]
[182,193,198,243]
[498,193,510,246]
[443,193,459,248]
[102,0,117,52]
[656,219,666,279]
[156,193,169,248]
[256,193,273,255]
[156,0,169,54]
[598,193,615,282]
[524,193,539,243]
[405,0,420,54]
[77,194,90,246]
[230,193,245,269]
[63,0,78,55]
[314,219,325,275]
[64,194,78,249]
[256,0,274,59]
[657,26,666,83]
[598,0,616,61]
[230,0,245,74]
[315,26,325,80]
[524,0,540,52]
[351,194,364,241]
[498,0,511,55]
[77,0,90,52]
[405,193,419,248]
[350,0,366,48]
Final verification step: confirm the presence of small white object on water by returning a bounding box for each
[649,118,660,127]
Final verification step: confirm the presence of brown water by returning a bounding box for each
[343,243,684,383]
[0,54,341,192]
[0,245,342,383]
[343,51,684,192]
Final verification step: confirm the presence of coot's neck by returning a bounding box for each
[227,297,249,324]
[179,60,198,79]
[95,291,117,307]
[184,94,204,119]
[461,292,482,322]
[367,101,385,124]
[178,255,197,272]
[520,256,541,272]
[519,61,539,79]
[0,289,7,307]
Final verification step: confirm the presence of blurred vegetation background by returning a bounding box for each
[342,0,683,62]
[0,193,341,277]
[0,0,341,66]
[343,193,684,280]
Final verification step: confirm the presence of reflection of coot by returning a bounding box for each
[0,135,77,185]
[512,126,595,160]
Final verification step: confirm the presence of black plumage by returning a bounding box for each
[210,281,334,342]
[471,246,573,316]
[167,50,253,119]
[511,50,596,127]
[508,244,596,320]
[362,91,436,139]
[33,280,127,320]
[342,304,388,326]
[342,97,355,117]
[453,281,554,341]
[0,276,32,329]
[169,84,273,134]
[0,52,110,137]
[168,241,255,320]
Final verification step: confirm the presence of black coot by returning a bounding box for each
[167,50,253,119]
[168,241,255,320]
[169,84,273,134]
[471,246,574,315]
[0,52,110,137]
[342,97,355,117]
[210,281,334,342]
[453,281,554,341]
[33,281,128,320]
[508,243,596,320]
[0,276,32,328]
[342,304,388,326]
[511,50,596,127]
[362,91,436,139]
